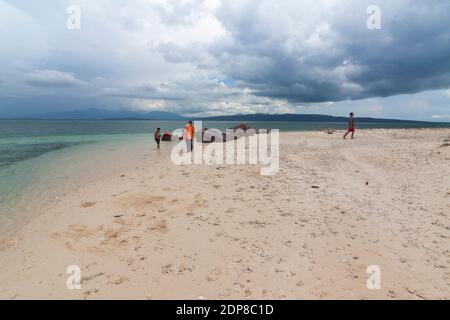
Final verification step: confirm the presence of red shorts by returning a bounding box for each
[347,128,355,133]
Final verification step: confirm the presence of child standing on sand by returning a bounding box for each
[154,128,161,149]
[184,121,195,152]
[343,112,355,139]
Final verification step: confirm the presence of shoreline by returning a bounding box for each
[1,127,448,237]
[0,134,158,240]
[1,128,449,299]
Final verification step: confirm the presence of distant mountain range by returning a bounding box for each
[199,113,429,123]
[11,108,432,123]
[19,108,186,120]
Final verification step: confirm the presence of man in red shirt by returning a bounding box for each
[343,112,355,140]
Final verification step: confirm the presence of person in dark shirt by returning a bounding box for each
[154,128,161,149]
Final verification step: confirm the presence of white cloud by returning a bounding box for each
[432,115,450,119]
[24,70,87,88]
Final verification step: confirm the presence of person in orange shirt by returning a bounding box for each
[184,121,195,152]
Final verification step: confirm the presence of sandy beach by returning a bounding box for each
[0,128,449,300]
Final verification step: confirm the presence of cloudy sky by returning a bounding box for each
[1,0,449,120]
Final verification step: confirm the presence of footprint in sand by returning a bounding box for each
[80,202,96,208]
[118,193,166,210]
[206,268,223,282]
[66,224,94,239]
[188,193,208,210]
[146,220,168,233]
[81,272,105,284]
[107,275,129,286]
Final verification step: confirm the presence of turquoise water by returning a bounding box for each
[2,119,450,170]
[0,132,153,237]
[1,119,449,236]
[2,119,450,139]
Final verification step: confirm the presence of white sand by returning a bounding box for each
[0,128,449,300]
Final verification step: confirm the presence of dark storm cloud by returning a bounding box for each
[199,0,450,103]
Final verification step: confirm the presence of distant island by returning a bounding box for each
[4,107,439,124]
[199,113,431,123]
